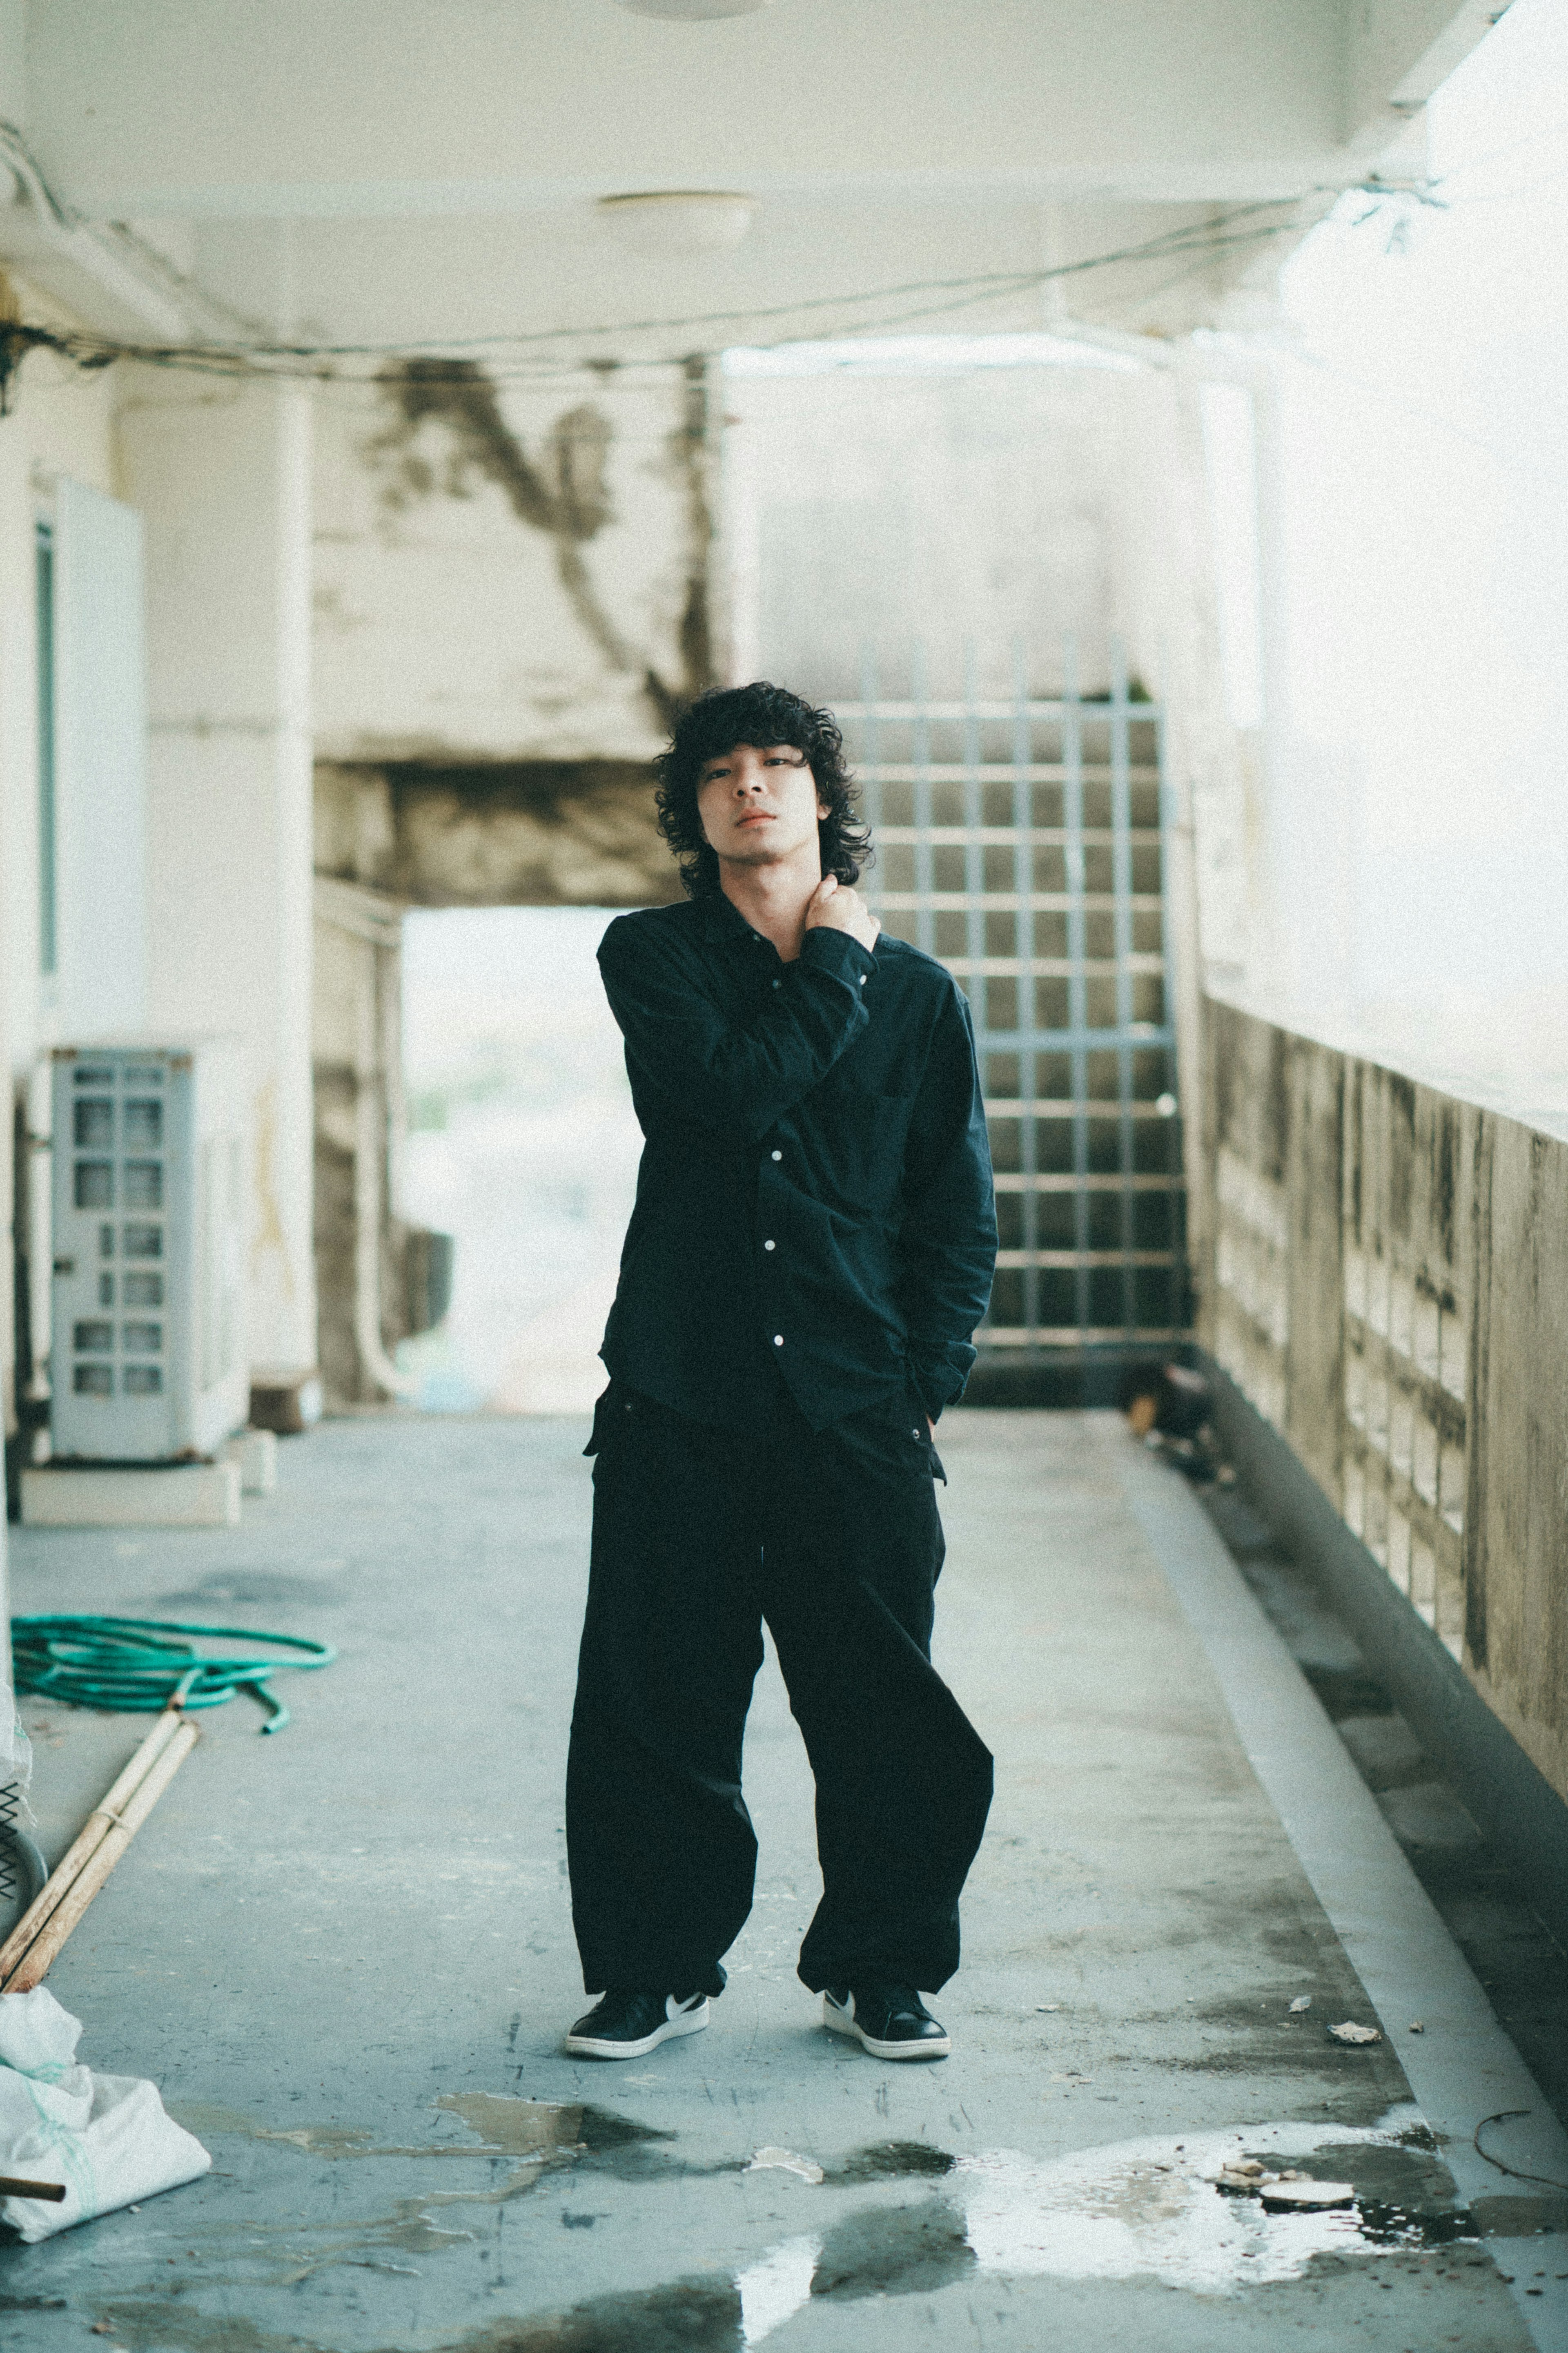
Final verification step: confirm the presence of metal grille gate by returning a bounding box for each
[840,642,1189,1375]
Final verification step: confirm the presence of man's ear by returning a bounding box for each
[817,802,830,823]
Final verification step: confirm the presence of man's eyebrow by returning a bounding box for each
[697,744,806,776]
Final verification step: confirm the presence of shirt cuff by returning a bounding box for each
[798,927,876,986]
[907,1345,976,1423]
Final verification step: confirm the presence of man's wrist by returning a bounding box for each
[800,927,875,979]
[907,1352,973,1423]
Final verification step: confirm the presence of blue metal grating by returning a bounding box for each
[842,638,1190,1359]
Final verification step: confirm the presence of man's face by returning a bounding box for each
[696,742,829,871]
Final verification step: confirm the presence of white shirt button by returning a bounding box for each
[859,975,867,985]
[771,1149,782,1161]
[773,1333,784,1346]
[764,1239,776,1251]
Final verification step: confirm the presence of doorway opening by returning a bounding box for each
[397,907,641,1414]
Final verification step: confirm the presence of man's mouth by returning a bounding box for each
[737,812,774,827]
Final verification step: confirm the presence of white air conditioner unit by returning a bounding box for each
[50,1042,249,1462]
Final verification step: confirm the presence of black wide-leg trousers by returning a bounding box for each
[566,1377,993,1999]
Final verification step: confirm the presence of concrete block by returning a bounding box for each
[1376,1780,1485,1855]
[1337,1710,1431,1792]
[249,1369,322,1436]
[21,1461,242,1528]
[221,1428,278,1496]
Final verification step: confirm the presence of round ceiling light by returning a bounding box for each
[597,192,759,252]
[613,1,775,19]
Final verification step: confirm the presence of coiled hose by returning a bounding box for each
[9,1615,336,1734]
[0,1615,335,1931]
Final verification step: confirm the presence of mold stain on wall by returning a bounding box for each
[365,357,716,733]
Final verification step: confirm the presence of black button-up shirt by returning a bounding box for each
[597,889,996,1432]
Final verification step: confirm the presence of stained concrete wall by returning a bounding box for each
[312,878,410,1407]
[1202,995,1568,1812]
[313,359,718,766]
[314,759,678,913]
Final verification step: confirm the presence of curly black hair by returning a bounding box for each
[653,681,873,901]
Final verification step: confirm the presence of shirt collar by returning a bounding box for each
[700,889,763,947]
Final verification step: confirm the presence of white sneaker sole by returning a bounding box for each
[564,1999,710,2059]
[823,1999,951,2061]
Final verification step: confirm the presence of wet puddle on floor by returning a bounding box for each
[731,2107,1490,2344]
[139,2097,1506,2330]
[170,2092,672,2172]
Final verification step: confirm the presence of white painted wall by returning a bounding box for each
[724,344,1172,704]
[51,476,147,1039]
[0,300,125,1082]
[0,266,121,1760]
[1198,0,1568,1114]
[119,373,318,1374]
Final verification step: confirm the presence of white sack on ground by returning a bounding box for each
[0,1987,209,2240]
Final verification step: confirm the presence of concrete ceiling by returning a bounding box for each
[0,0,1497,351]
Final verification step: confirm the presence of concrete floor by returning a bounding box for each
[2,1410,1566,2351]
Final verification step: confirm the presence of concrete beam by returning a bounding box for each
[30,2,1351,212]
[314,761,681,911]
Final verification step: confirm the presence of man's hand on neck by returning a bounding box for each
[719,845,823,962]
[722,865,880,964]
[803,874,880,955]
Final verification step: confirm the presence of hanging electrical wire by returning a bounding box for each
[0,199,1321,412]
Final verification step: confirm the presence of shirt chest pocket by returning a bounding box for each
[806,1084,918,1201]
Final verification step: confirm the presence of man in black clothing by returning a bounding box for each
[565,681,997,2064]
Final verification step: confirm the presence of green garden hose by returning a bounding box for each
[9,1615,336,1734]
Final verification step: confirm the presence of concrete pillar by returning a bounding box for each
[116,376,317,1377]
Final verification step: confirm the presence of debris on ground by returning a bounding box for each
[1328,2020,1383,2044]
[1214,2157,1271,2192]
[1212,2159,1356,2210]
[747,2147,824,2184]
[1288,1995,1312,2012]
[1123,1365,1229,1482]
[1260,2177,1355,2211]
[1408,2021,1425,2033]
[0,1986,209,2239]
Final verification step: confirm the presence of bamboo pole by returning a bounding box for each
[0,2176,67,2201]
[0,1704,186,1985]
[0,1707,199,1992]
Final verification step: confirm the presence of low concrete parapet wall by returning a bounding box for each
[1200,998,1568,1933]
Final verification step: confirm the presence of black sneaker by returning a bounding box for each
[564,1988,710,2059]
[823,1983,951,2060]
